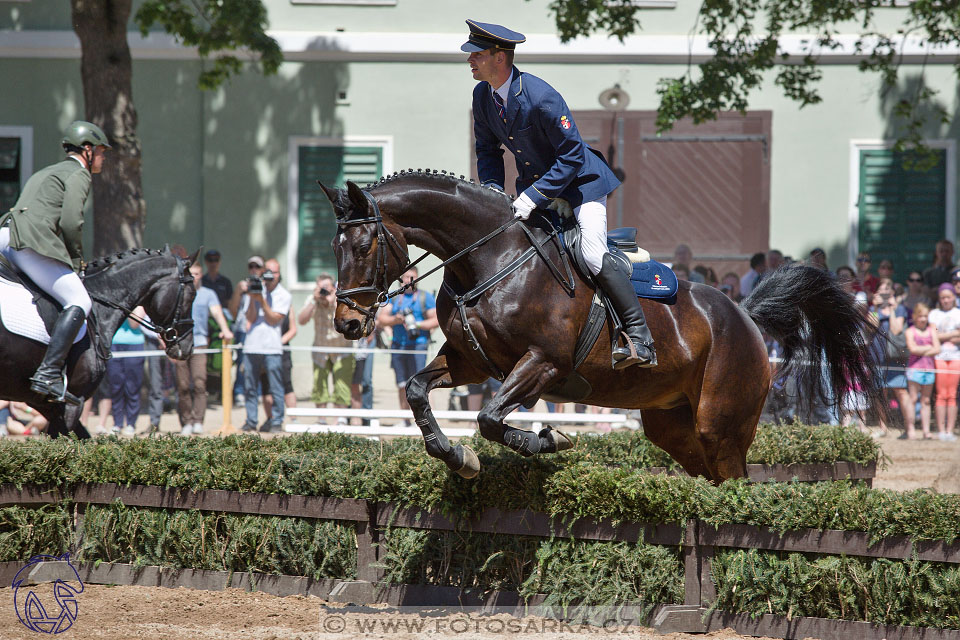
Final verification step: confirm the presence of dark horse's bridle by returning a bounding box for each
[336,191,575,380]
[86,254,195,348]
[334,192,412,336]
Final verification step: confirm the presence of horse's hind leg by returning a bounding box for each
[406,344,487,478]
[477,350,570,457]
[640,406,712,479]
[692,376,766,482]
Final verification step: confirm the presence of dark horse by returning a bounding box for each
[322,171,878,482]
[0,247,197,438]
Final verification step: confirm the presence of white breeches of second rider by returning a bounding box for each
[0,226,92,316]
[574,196,608,276]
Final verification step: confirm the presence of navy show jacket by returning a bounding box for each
[472,66,621,209]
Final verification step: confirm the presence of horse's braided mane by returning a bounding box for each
[369,169,514,200]
[85,247,166,274]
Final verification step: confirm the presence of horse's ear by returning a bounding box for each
[187,247,202,267]
[317,180,339,204]
[345,180,368,211]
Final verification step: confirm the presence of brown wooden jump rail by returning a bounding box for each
[4,476,955,640]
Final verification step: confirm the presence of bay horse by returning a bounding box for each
[0,247,197,438]
[321,171,879,482]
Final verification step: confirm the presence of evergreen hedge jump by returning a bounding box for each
[5,425,956,639]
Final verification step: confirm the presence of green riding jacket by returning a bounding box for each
[0,158,91,272]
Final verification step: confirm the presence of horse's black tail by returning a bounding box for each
[741,263,883,420]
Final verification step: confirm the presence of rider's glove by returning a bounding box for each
[512,193,536,220]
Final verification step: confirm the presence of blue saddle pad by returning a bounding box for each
[629,258,678,304]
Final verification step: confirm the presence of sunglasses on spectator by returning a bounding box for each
[856,257,871,263]
[907,277,923,282]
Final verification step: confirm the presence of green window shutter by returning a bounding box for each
[858,149,947,282]
[297,144,383,282]
[0,137,21,213]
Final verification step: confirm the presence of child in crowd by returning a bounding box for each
[905,302,940,440]
[928,283,960,441]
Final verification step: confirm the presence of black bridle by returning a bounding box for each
[334,192,413,335]
[87,254,195,347]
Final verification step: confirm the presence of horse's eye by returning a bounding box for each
[357,244,372,254]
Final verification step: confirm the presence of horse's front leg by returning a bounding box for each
[478,350,572,457]
[405,344,486,479]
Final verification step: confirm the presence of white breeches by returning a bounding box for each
[574,196,609,276]
[0,227,92,316]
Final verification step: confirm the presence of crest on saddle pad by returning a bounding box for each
[629,259,678,304]
[0,276,88,345]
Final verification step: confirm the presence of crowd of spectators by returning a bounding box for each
[9,238,960,439]
[708,239,960,441]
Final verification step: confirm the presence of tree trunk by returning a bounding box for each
[71,0,145,257]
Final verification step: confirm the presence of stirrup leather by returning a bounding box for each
[612,331,657,370]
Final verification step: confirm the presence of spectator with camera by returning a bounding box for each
[240,257,291,433]
[298,273,355,422]
[228,256,266,405]
[262,278,297,426]
[376,266,438,427]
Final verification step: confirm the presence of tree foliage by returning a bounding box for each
[135,0,282,90]
[544,0,957,161]
[70,0,281,254]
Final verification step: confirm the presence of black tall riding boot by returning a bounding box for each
[29,305,86,405]
[595,253,657,369]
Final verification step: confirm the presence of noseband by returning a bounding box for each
[335,192,411,333]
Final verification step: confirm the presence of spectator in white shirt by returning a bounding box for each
[240,258,291,433]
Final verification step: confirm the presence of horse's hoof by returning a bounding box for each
[455,444,480,479]
[540,426,574,452]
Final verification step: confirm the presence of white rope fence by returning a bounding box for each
[285,407,636,435]
[98,341,949,437]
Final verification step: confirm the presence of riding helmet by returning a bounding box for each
[61,120,112,149]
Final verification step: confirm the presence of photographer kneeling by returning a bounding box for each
[240,258,291,433]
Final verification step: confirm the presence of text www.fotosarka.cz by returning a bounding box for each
[318,606,652,636]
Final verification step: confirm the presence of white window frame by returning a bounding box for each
[847,139,956,268]
[0,125,33,191]
[287,135,393,288]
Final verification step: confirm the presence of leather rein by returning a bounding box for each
[336,191,576,380]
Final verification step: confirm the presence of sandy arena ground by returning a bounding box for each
[1,427,957,639]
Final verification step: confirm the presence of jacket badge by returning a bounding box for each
[560,115,571,130]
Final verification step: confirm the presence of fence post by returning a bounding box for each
[355,501,384,583]
[682,519,702,606]
[217,341,236,436]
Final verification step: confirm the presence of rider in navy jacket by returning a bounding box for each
[465,19,656,368]
[473,70,620,210]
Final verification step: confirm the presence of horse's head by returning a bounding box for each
[319,180,409,339]
[142,247,198,360]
